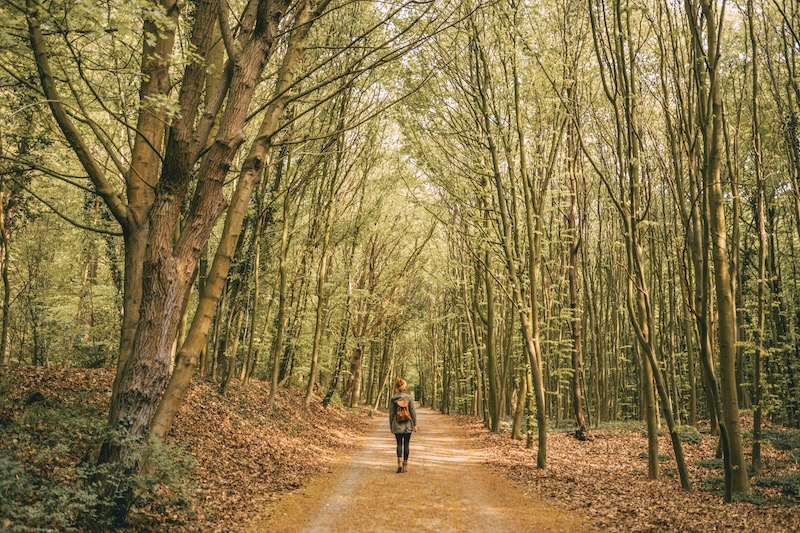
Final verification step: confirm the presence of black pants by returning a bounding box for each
[395,432,411,460]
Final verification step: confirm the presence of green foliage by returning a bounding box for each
[595,420,644,431]
[326,393,344,408]
[761,429,800,452]
[0,384,196,530]
[696,457,757,477]
[699,476,725,494]
[139,443,197,512]
[753,474,800,497]
[637,452,672,462]
[676,425,702,444]
[731,490,766,505]
[0,449,114,531]
[698,458,724,470]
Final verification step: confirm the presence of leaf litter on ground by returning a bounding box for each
[0,366,371,531]
[452,415,800,532]
[3,365,798,532]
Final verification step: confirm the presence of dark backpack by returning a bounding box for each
[395,398,411,422]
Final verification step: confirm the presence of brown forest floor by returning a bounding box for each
[0,366,370,531]
[1,365,799,531]
[453,415,800,532]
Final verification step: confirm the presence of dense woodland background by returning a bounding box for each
[1,0,800,528]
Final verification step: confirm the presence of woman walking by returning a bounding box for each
[389,377,418,473]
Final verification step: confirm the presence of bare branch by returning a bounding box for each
[25,0,129,229]
[9,175,123,236]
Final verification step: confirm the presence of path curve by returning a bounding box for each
[249,407,590,532]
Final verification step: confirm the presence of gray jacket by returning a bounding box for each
[389,392,417,434]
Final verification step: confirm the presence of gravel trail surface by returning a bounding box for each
[250,407,590,532]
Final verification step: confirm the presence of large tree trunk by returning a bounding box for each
[153,0,327,431]
[28,5,341,518]
[93,1,315,521]
[110,0,180,404]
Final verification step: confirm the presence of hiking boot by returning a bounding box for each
[402,460,408,473]
[396,457,402,474]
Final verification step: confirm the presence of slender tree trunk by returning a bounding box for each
[511,366,527,440]
[241,181,269,385]
[462,262,484,418]
[304,213,333,407]
[68,245,93,352]
[691,0,750,499]
[241,243,261,385]
[482,229,500,432]
[0,202,9,367]
[630,279,660,480]
[748,0,766,475]
[323,305,351,409]
[268,193,292,406]
[373,334,393,410]
[567,95,585,432]
[219,308,244,395]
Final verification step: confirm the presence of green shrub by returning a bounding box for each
[595,420,643,431]
[761,429,800,452]
[753,473,800,497]
[700,476,725,494]
[639,452,674,462]
[0,450,112,532]
[698,458,724,469]
[731,490,766,505]
[326,393,344,408]
[790,450,800,465]
[677,425,702,444]
[133,439,197,513]
[0,442,197,531]
[0,392,196,531]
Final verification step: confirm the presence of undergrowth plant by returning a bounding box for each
[0,384,196,531]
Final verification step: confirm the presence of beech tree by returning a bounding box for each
[19,0,444,519]
[685,0,751,498]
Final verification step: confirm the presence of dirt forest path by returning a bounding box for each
[250,407,591,532]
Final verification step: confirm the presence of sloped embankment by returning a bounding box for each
[0,366,370,531]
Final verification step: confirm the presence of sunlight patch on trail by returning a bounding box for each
[253,407,591,532]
